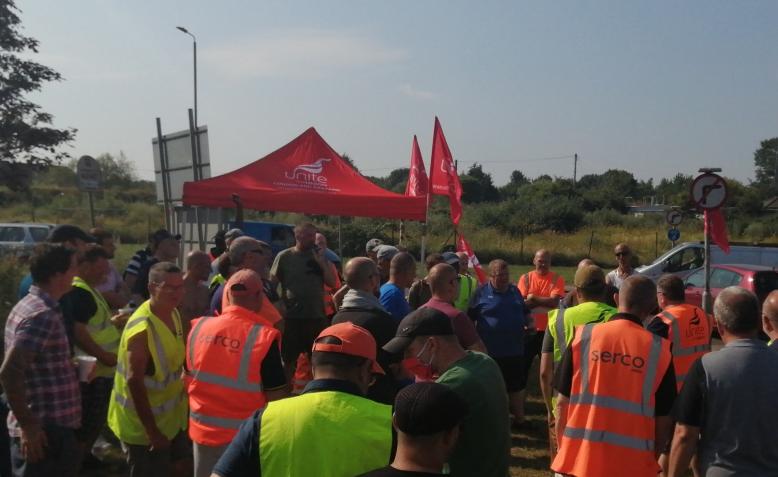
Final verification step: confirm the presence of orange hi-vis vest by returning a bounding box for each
[185,305,281,446]
[657,304,712,391]
[323,262,341,317]
[552,319,672,477]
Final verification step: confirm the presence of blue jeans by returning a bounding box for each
[10,425,78,477]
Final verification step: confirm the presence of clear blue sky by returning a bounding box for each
[18,0,778,186]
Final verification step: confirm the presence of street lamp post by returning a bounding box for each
[176,26,197,129]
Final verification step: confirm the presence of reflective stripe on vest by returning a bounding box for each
[555,306,567,360]
[569,324,663,418]
[115,317,181,390]
[661,311,711,357]
[186,317,265,393]
[190,411,245,430]
[563,427,654,452]
[113,390,183,417]
[72,277,119,350]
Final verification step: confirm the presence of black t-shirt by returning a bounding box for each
[259,342,286,390]
[671,358,706,427]
[553,314,677,416]
[60,287,98,351]
[357,466,443,477]
[644,315,670,340]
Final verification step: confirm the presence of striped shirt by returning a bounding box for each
[123,248,151,279]
[4,286,81,435]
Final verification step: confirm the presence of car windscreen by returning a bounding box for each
[753,271,778,302]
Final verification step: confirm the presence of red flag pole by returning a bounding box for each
[703,210,712,314]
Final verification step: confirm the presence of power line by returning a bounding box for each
[457,154,575,165]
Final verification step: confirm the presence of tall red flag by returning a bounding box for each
[704,209,731,254]
[457,231,487,284]
[430,117,463,225]
[404,135,428,197]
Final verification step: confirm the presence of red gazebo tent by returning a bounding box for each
[182,127,426,221]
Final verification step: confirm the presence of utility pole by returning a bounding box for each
[573,153,578,185]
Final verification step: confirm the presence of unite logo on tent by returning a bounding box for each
[284,158,330,185]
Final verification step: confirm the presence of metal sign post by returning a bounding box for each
[691,169,728,314]
[76,155,102,227]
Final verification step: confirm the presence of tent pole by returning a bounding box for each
[421,192,431,264]
[337,217,343,259]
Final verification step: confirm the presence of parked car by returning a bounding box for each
[684,264,778,308]
[637,241,778,281]
[0,222,53,255]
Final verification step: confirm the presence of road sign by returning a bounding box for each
[76,155,102,192]
[665,210,683,226]
[690,173,727,210]
[668,228,681,242]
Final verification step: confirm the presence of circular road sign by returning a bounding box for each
[668,228,681,242]
[690,173,727,210]
[665,210,683,226]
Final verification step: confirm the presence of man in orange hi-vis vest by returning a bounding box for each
[552,276,677,477]
[645,274,712,391]
[644,274,711,476]
[186,270,288,477]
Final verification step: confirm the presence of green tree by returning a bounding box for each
[460,163,499,203]
[0,0,76,191]
[753,137,778,194]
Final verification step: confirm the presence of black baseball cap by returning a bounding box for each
[149,229,181,247]
[383,307,454,355]
[48,225,95,244]
[394,382,468,436]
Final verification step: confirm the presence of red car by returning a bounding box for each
[684,264,778,308]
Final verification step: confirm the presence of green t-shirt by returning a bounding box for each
[436,352,510,477]
[270,247,325,320]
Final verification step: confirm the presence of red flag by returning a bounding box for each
[404,135,428,197]
[457,232,487,284]
[430,117,463,225]
[704,209,730,254]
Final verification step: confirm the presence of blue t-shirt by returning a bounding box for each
[18,273,33,299]
[379,283,410,323]
[468,283,527,358]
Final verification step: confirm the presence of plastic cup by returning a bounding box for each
[76,356,97,382]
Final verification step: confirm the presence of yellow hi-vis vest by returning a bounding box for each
[547,301,617,364]
[107,300,188,445]
[259,390,392,477]
[72,276,120,378]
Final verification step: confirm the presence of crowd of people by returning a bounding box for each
[0,222,777,477]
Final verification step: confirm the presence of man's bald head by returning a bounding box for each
[186,250,210,267]
[763,290,778,325]
[344,257,379,292]
[429,263,458,296]
[618,275,657,319]
[186,250,211,281]
[577,258,595,269]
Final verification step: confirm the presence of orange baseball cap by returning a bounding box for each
[225,269,263,298]
[312,322,384,375]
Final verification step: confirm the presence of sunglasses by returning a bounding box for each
[615,252,630,257]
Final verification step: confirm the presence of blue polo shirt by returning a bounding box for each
[379,282,410,322]
[468,282,527,358]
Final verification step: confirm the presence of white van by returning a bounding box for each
[636,241,778,281]
[0,223,54,255]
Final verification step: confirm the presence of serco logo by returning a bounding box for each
[284,158,330,184]
[591,350,645,372]
[199,334,241,350]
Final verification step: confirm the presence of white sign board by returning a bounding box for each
[76,155,102,192]
[152,126,211,203]
[690,173,727,210]
[665,210,683,226]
